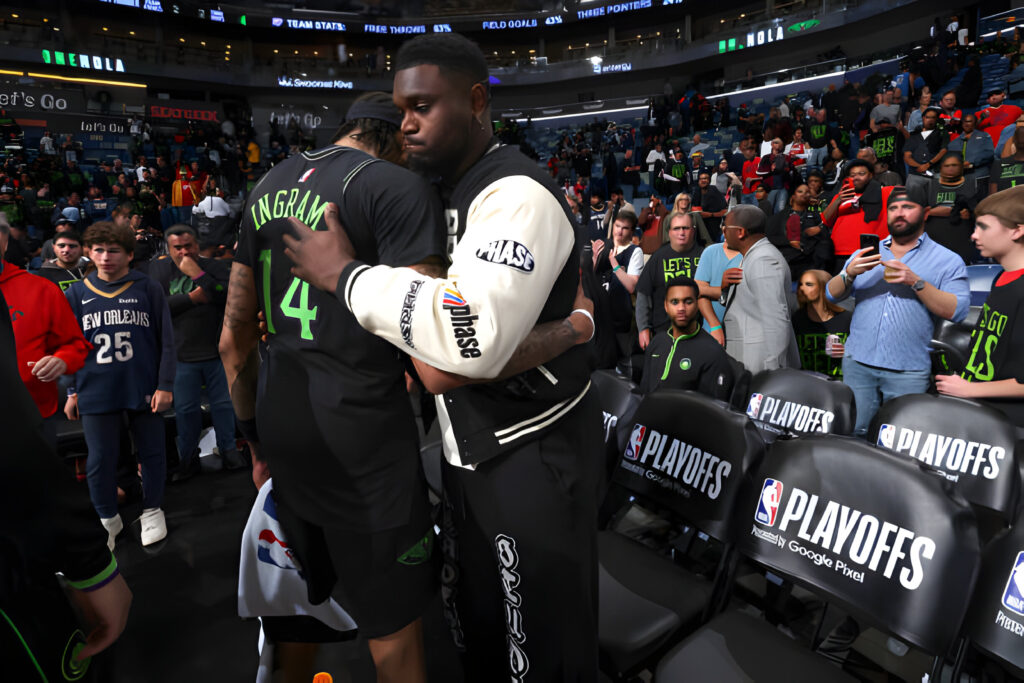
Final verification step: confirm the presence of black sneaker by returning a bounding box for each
[170,456,201,484]
[223,449,248,471]
[200,452,224,472]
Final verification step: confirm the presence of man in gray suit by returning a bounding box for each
[721,205,799,372]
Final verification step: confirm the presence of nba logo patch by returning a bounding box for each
[1001,551,1024,616]
[746,393,764,419]
[755,478,784,526]
[877,423,897,449]
[624,424,646,461]
[298,168,316,183]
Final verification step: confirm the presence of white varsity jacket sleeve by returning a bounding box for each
[336,175,576,379]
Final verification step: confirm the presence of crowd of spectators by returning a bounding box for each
[0,16,1023,681]
[0,107,322,548]
[542,24,1024,430]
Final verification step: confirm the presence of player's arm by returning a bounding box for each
[404,247,593,393]
[287,181,579,379]
[410,285,593,394]
[218,262,261,426]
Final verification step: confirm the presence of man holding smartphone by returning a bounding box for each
[825,185,970,435]
[820,159,894,269]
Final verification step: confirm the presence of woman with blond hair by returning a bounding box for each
[792,269,851,378]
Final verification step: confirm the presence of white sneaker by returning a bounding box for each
[140,508,167,546]
[100,514,123,551]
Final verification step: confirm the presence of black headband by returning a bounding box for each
[345,101,402,127]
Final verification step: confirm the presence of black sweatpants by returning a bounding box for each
[440,390,604,682]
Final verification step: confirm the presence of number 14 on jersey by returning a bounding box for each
[258,249,319,340]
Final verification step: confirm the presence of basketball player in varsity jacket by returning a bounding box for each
[285,33,604,682]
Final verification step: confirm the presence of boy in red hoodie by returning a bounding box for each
[0,217,89,448]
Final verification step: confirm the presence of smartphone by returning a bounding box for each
[842,177,855,192]
[860,233,880,255]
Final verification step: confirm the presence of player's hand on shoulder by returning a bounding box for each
[283,202,354,292]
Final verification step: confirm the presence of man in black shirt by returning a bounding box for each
[864,115,904,175]
[936,186,1024,425]
[692,170,728,241]
[640,275,734,397]
[147,224,238,479]
[636,210,705,349]
[37,229,87,291]
[989,126,1024,195]
[903,108,947,193]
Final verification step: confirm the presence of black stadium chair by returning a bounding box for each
[598,390,767,676]
[869,394,1020,540]
[741,368,856,440]
[589,369,642,485]
[930,317,974,375]
[962,509,1024,679]
[656,436,981,682]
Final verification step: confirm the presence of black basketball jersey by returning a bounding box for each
[235,144,445,530]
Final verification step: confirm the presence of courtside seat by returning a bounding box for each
[869,393,1020,539]
[598,390,766,676]
[657,609,857,682]
[963,510,1024,678]
[930,317,974,374]
[599,531,714,672]
[740,368,856,440]
[657,436,980,682]
[589,369,641,481]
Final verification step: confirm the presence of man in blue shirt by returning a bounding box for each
[826,185,970,435]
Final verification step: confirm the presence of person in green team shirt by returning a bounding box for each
[791,268,852,378]
[936,185,1024,425]
[989,126,1024,195]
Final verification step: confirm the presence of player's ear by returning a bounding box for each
[469,80,489,123]
[1010,223,1024,243]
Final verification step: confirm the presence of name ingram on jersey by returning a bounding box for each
[752,478,935,590]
